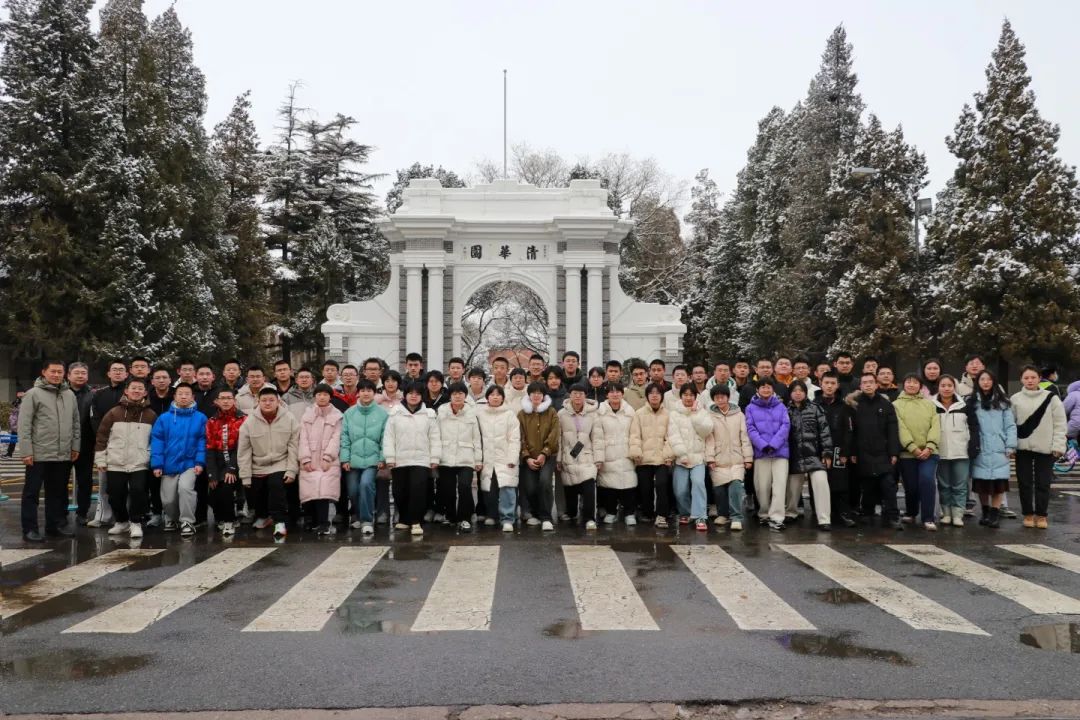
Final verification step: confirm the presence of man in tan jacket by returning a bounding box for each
[238,387,300,538]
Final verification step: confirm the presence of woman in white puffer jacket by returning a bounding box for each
[384,382,440,536]
[594,384,637,526]
[667,384,714,531]
[436,383,482,532]
[476,385,522,531]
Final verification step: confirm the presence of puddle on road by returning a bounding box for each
[1,649,150,680]
[543,620,592,639]
[776,632,912,665]
[1020,623,1080,653]
[811,588,868,605]
[344,619,413,635]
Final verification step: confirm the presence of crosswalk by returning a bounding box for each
[4,543,1080,637]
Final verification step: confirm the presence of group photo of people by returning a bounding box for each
[15,348,1075,544]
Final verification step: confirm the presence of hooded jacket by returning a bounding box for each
[436,402,482,468]
[971,399,1017,480]
[237,405,300,483]
[384,403,440,468]
[846,390,901,476]
[893,392,941,458]
[235,383,265,414]
[1011,387,1067,456]
[298,403,343,503]
[787,400,833,473]
[340,401,389,468]
[477,403,521,492]
[205,406,246,477]
[1062,380,1080,440]
[284,384,315,422]
[558,401,603,485]
[932,395,980,460]
[704,403,753,484]
[666,404,713,467]
[594,400,636,490]
[94,397,156,472]
[518,395,560,460]
[745,395,791,460]
[624,382,647,411]
[17,377,81,462]
[628,403,675,465]
[150,403,208,475]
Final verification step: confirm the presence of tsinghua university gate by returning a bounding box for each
[322,178,686,369]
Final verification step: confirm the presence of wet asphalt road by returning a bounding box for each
[2,483,1080,715]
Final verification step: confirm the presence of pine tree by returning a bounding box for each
[926,20,1080,375]
[385,162,465,214]
[682,169,722,361]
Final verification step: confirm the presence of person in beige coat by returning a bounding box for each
[436,383,482,531]
[237,387,300,538]
[628,383,675,527]
[557,385,604,529]
[477,385,522,531]
[667,384,714,531]
[1012,365,1068,528]
[595,384,638,526]
[94,379,157,538]
[704,384,753,530]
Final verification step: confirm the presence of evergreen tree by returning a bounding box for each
[385,162,465,214]
[926,20,1080,375]
[682,169,722,361]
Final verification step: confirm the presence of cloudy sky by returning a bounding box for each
[122,0,1079,214]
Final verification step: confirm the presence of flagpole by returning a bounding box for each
[503,69,508,179]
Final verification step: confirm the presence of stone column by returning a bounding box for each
[564,266,582,358]
[586,266,603,369]
[426,267,444,371]
[405,266,422,355]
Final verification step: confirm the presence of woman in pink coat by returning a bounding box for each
[300,384,344,536]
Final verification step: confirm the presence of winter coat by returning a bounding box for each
[971,402,1017,480]
[89,382,125,435]
[744,395,791,460]
[846,391,901,477]
[624,382,647,411]
[1011,388,1067,456]
[663,387,687,414]
[628,403,675,466]
[666,404,713,467]
[340,401,389,468]
[956,374,976,398]
[518,395,560,460]
[932,395,979,460]
[787,401,833,474]
[437,403,482,468]
[7,401,18,434]
[503,384,527,410]
[423,389,450,412]
[1062,380,1080,440]
[194,384,220,419]
[150,403,208,475]
[284,385,315,423]
[816,393,853,459]
[384,403,440,468]
[16,378,80,462]
[72,383,94,451]
[235,384,263,414]
[738,380,789,412]
[584,384,607,405]
[148,389,174,417]
[547,386,568,411]
[558,402,603,486]
[594,400,636,490]
[375,390,403,412]
[893,393,941,458]
[237,405,300,484]
[477,403,521,492]
[205,407,246,478]
[93,397,156,472]
[704,403,753,484]
[298,404,343,503]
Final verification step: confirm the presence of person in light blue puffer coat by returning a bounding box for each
[970,370,1016,528]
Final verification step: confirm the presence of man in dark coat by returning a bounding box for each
[847,372,902,529]
[816,371,857,527]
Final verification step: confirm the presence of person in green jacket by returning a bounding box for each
[893,374,941,530]
[340,378,389,535]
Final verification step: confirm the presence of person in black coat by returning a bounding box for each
[816,371,857,527]
[846,372,902,529]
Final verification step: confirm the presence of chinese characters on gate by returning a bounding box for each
[466,244,542,261]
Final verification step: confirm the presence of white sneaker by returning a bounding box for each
[713,516,729,526]
[541,520,555,532]
[459,520,472,532]
[730,520,743,531]
[253,517,272,530]
[707,504,718,518]
[526,517,541,526]
[952,514,964,528]
[924,522,937,532]
[350,520,363,529]
[603,514,617,525]
[423,510,435,523]
[625,515,637,527]
[86,518,104,528]
[361,523,374,535]
[394,522,409,530]
[127,522,142,538]
[221,522,235,537]
[585,520,597,530]
[433,513,446,523]
[484,517,496,527]
[939,515,952,526]
[273,522,287,537]
[558,513,572,522]
[655,516,669,529]
[180,522,195,537]
[502,522,514,532]
[145,514,163,528]
[108,522,130,535]
[410,523,423,537]
[164,520,178,532]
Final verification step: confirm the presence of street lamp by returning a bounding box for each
[849,167,932,248]
[851,166,881,179]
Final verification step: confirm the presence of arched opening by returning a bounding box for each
[460,280,549,369]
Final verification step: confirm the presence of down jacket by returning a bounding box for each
[846,391,901,477]
[893,393,941,458]
[787,400,833,474]
[237,405,299,484]
[1011,388,1067,456]
[628,404,675,465]
[298,403,343,503]
[150,403,208,475]
[816,394,853,459]
[971,401,1017,480]
[205,407,246,478]
[558,402,603,486]
[94,397,157,472]
[340,401,389,468]
[704,403,753,484]
[518,395,560,460]
[384,403,440,468]
[477,403,521,491]
[666,404,713,467]
[1064,380,1080,439]
[745,395,790,460]
[17,377,81,462]
[595,400,636,490]
[437,402,482,468]
[932,395,979,460]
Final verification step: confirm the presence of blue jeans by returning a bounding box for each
[936,458,969,513]
[899,456,939,523]
[713,479,745,522]
[498,487,517,524]
[673,463,707,520]
[346,466,378,523]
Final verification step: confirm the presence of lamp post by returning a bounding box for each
[849,167,932,250]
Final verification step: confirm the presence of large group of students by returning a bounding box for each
[15,348,1075,543]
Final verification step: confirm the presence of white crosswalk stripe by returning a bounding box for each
[1062,491,1080,499]
[782,544,987,635]
[244,547,387,632]
[672,545,814,631]
[889,545,1080,615]
[997,544,1080,575]
[562,545,659,631]
[1,549,51,567]
[1051,483,1080,490]
[65,548,275,634]
[0,550,162,619]
[412,546,500,632]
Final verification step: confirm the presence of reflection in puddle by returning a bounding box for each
[543,620,591,639]
[812,588,868,605]
[345,620,413,635]
[776,632,912,665]
[1020,623,1080,653]
[1,649,150,680]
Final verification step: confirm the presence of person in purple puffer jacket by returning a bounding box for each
[1064,380,1080,440]
[744,378,790,531]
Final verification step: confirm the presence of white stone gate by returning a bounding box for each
[321,178,685,369]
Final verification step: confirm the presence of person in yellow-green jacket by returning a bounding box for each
[893,374,941,530]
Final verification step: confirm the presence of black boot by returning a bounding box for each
[979,505,991,526]
[987,507,1000,529]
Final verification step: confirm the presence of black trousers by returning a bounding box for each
[107,470,148,523]
[392,466,429,525]
[194,472,208,524]
[827,465,850,520]
[21,461,72,534]
[146,471,163,516]
[635,464,672,519]
[375,470,391,520]
[564,479,596,523]
[1015,449,1053,517]
[597,486,614,515]
[520,457,555,522]
[860,471,899,522]
[206,452,240,523]
[250,472,288,523]
[602,486,637,516]
[74,447,94,517]
[437,466,475,523]
[310,498,332,525]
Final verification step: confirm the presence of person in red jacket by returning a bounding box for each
[205,388,247,536]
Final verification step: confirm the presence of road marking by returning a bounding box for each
[782,544,987,635]
[889,545,1080,615]
[244,547,387,632]
[1062,491,1080,499]
[1,549,51,567]
[412,546,500,632]
[65,548,275,634]
[998,544,1080,575]
[672,545,814,631]
[562,545,659,631]
[1,550,162,619]
[1050,483,1080,489]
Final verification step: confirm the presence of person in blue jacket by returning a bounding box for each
[151,383,208,536]
[970,370,1017,529]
